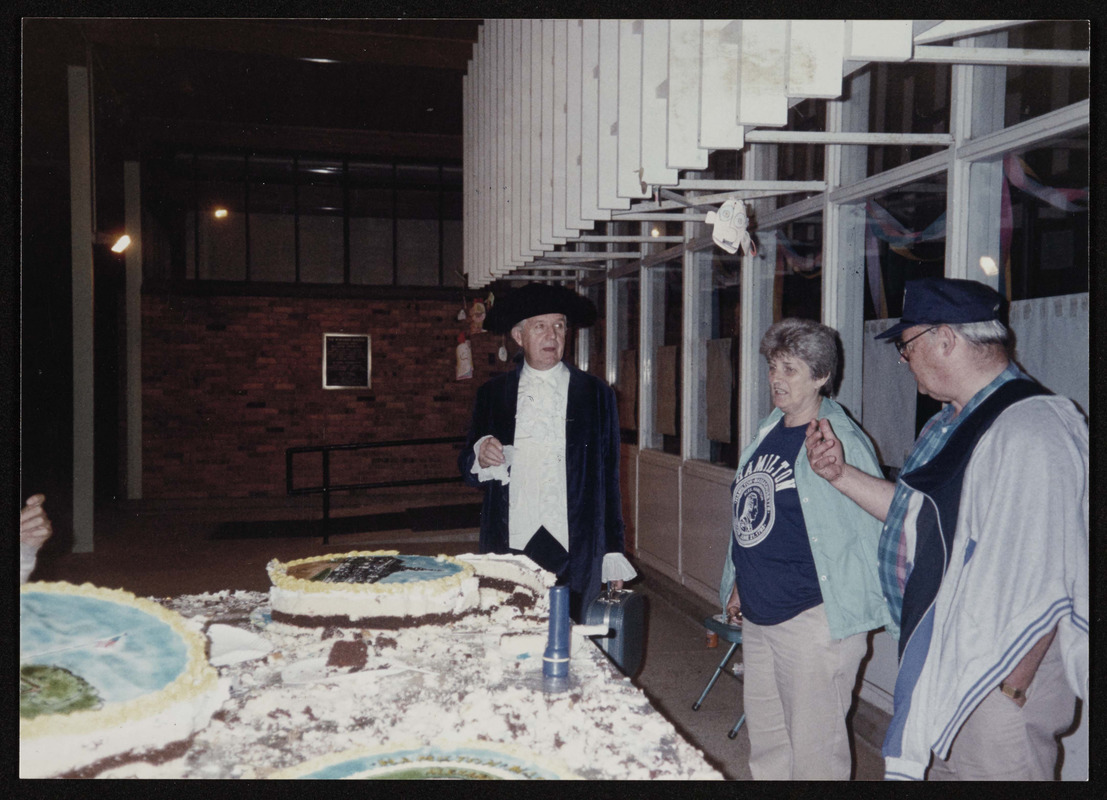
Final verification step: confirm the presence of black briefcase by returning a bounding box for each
[583,583,647,679]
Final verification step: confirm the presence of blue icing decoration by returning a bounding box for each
[20,592,188,704]
[377,555,463,584]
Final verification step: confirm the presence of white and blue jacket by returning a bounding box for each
[883,388,1089,780]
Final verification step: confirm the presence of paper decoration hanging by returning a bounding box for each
[705,199,757,256]
[455,334,473,380]
[468,300,487,335]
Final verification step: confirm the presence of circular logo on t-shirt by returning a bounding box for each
[732,472,775,547]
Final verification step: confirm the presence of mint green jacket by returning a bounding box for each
[719,397,891,640]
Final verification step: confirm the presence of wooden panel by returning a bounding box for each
[476,26,488,280]
[620,443,638,553]
[564,19,591,231]
[680,464,733,606]
[847,19,914,62]
[736,20,789,128]
[636,453,681,572]
[498,21,525,268]
[617,20,650,199]
[667,20,709,170]
[529,20,548,253]
[640,19,679,186]
[472,28,489,283]
[540,20,566,245]
[699,20,744,149]
[579,19,611,221]
[597,19,630,210]
[462,70,472,283]
[552,20,576,237]
[787,19,846,99]
[516,19,540,259]
[505,19,521,264]
[490,21,505,271]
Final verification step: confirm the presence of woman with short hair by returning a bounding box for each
[719,318,889,780]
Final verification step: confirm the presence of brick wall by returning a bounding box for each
[142,293,512,498]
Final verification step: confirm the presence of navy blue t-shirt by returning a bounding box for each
[729,420,822,626]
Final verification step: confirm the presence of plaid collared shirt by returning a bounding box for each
[877,362,1027,636]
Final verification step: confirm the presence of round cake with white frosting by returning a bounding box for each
[19,581,224,778]
[268,740,581,779]
[267,550,481,628]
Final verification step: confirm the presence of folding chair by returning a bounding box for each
[691,614,746,739]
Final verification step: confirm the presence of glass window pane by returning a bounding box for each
[706,247,741,468]
[858,62,951,177]
[1000,137,1088,301]
[583,281,606,381]
[643,257,682,455]
[1005,21,1090,126]
[297,159,345,283]
[395,171,440,286]
[146,154,193,281]
[299,215,345,283]
[248,156,295,282]
[775,99,826,209]
[861,175,948,320]
[349,217,393,285]
[349,160,394,285]
[613,265,639,437]
[707,148,743,180]
[774,215,823,322]
[196,180,246,281]
[396,218,440,286]
[442,219,464,286]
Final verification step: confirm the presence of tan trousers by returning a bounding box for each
[741,603,868,780]
[927,633,1077,780]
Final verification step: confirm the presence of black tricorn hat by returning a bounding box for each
[483,282,598,334]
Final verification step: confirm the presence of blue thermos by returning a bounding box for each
[543,586,570,678]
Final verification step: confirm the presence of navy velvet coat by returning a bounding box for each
[458,362,626,619]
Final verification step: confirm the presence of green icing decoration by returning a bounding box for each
[20,664,102,719]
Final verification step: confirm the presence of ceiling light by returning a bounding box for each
[301,57,340,64]
[94,232,132,252]
[650,226,660,237]
[214,208,228,219]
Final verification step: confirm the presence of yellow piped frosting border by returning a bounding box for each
[267,550,475,596]
[19,580,220,740]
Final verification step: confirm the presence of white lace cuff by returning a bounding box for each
[471,436,512,484]
[20,542,39,585]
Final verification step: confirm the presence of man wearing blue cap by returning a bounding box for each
[804,277,1087,781]
[458,282,636,621]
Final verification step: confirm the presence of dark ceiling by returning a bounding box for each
[23,18,483,161]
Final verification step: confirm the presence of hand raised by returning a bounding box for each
[20,494,53,548]
[805,418,845,482]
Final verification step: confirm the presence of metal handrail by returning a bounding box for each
[285,436,468,543]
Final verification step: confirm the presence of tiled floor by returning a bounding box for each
[28,491,887,781]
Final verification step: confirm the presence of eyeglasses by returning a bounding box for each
[894,326,939,361]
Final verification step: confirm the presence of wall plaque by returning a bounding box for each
[323,333,371,389]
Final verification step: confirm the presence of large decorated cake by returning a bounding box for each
[268,741,582,779]
[20,554,722,779]
[19,581,225,778]
[267,549,556,628]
